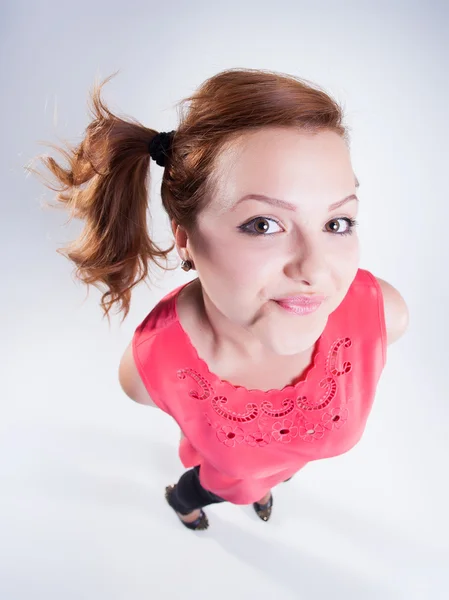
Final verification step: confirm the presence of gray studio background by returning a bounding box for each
[1,1,448,599]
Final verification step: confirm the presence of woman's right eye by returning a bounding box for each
[238,217,283,236]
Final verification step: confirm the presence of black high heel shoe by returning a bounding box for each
[165,485,209,531]
[253,493,273,522]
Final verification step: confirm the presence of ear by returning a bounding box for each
[171,219,189,255]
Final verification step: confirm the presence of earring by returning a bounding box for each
[181,259,193,272]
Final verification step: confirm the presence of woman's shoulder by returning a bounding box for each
[344,268,409,347]
[371,275,409,346]
[123,281,198,412]
[134,280,195,341]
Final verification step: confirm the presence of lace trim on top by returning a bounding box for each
[173,282,326,396]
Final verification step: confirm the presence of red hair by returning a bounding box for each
[30,68,348,321]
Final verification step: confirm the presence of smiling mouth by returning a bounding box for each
[273,295,326,305]
[273,298,323,316]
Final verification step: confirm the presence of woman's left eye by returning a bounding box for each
[325,217,358,236]
[238,217,358,237]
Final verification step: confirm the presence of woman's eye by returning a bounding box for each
[326,217,357,236]
[238,217,283,236]
[238,216,357,237]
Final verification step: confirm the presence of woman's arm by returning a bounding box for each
[375,277,410,346]
[118,340,158,407]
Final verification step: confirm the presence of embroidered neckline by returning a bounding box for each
[173,280,327,396]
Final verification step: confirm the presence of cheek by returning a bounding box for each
[193,233,255,296]
[199,228,266,278]
[330,235,360,269]
[192,225,233,266]
[333,240,360,294]
[345,237,361,271]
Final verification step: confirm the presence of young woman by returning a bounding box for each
[35,68,409,531]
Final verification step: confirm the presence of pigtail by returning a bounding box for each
[29,72,175,322]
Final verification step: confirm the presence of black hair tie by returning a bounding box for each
[148,130,175,167]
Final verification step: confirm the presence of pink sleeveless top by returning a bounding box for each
[133,268,387,504]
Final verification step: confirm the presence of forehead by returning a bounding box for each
[209,127,355,214]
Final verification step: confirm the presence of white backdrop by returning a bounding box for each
[1,1,448,598]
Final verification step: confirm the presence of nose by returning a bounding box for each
[283,236,328,287]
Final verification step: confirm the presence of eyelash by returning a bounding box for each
[238,216,358,237]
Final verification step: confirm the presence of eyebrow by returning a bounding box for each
[232,176,360,213]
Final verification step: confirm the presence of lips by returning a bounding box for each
[274,295,326,306]
[274,297,323,316]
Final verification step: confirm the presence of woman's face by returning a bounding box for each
[185,127,360,357]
